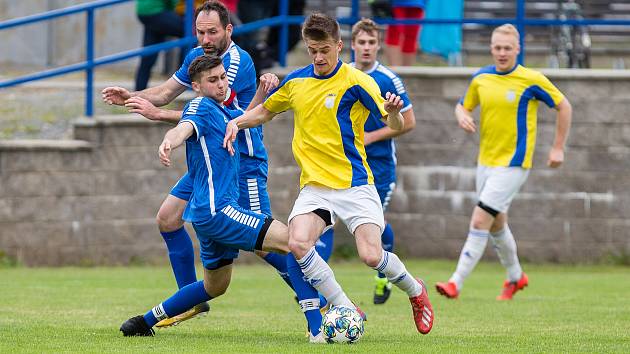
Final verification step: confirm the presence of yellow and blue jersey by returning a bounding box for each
[460,64,565,169]
[263,61,388,189]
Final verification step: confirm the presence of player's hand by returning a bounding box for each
[384,92,403,115]
[159,139,172,167]
[102,86,131,106]
[125,96,162,121]
[223,119,239,156]
[259,73,279,93]
[547,147,564,168]
[457,113,477,133]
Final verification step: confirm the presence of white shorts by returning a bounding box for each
[476,165,530,213]
[288,184,385,234]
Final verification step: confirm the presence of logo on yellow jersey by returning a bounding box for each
[505,89,516,102]
[324,94,336,109]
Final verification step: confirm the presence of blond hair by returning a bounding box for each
[492,24,520,42]
[351,18,380,42]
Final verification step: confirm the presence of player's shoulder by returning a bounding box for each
[345,63,377,85]
[226,42,253,66]
[282,64,317,84]
[184,46,205,61]
[516,65,548,81]
[471,64,500,80]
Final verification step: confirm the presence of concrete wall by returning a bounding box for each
[1,67,630,266]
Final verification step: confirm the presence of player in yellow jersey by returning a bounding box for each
[436,24,572,301]
[223,13,434,341]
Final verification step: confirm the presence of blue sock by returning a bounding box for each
[263,252,294,290]
[161,227,197,289]
[316,228,335,262]
[378,224,395,278]
[143,280,211,327]
[319,294,327,309]
[287,253,322,336]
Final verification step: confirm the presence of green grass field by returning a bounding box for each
[1,260,629,353]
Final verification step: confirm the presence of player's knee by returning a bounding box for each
[358,248,382,268]
[156,209,183,232]
[288,238,311,258]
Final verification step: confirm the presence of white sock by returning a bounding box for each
[490,226,522,282]
[374,250,421,297]
[296,247,353,308]
[450,228,489,290]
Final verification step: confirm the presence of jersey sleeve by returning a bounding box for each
[383,76,412,113]
[533,73,565,108]
[460,76,480,111]
[225,51,257,109]
[225,106,244,120]
[180,99,212,140]
[357,75,388,119]
[172,50,197,88]
[263,79,292,113]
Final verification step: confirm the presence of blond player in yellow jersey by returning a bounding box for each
[223,13,434,341]
[436,24,572,301]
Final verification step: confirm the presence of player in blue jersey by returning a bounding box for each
[224,13,434,342]
[120,54,294,337]
[102,1,293,326]
[435,24,572,301]
[351,18,417,304]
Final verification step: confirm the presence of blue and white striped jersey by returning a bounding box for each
[180,97,240,223]
[351,61,412,184]
[173,42,267,162]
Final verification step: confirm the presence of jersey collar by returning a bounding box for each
[221,41,236,59]
[495,63,519,75]
[349,60,379,74]
[313,60,343,79]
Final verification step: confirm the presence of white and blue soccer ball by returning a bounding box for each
[321,305,364,344]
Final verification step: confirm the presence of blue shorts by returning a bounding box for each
[375,181,396,212]
[170,172,194,201]
[192,203,272,270]
[170,158,271,216]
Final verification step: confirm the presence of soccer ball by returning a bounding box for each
[321,305,364,344]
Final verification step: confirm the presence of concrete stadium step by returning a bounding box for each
[386,188,617,220]
[396,166,630,194]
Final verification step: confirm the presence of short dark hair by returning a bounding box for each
[188,54,224,83]
[302,12,340,42]
[351,18,381,42]
[195,1,230,28]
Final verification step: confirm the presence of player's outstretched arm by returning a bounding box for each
[455,103,476,133]
[223,104,276,155]
[159,122,194,167]
[124,96,183,124]
[383,92,404,131]
[102,78,186,108]
[246,73,279,111]
[548,98,572,168]
[366,108,416,145]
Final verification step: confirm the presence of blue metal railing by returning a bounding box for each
[2,0,630,117]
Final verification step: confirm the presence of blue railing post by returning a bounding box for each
[86,8,94,117]
[184,0,194,52]
[516,0,526,65]
[278,0,289,67]
[350,0,360,62]
[351,0,359,19]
